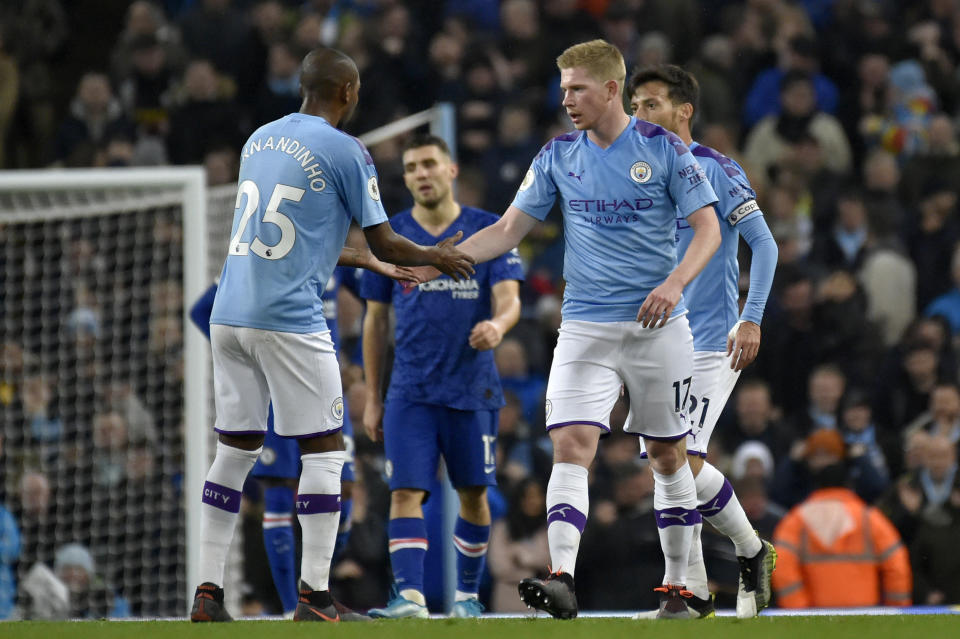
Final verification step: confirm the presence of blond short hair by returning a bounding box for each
[556,39,627,94]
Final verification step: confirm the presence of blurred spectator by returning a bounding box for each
[0,496,19,619]
[909,183,960,311]
[110,1,186,82]
[20,374,62,446]
[772,435,911,608]
[924,245,960,334]
[479,101,541,213]
[839,388,889,484]
[744,70,852,180]
[0,26,18,168]
[786,364,846,435]
[860,149,905,243]
[166,59,245,165]
[253,41,301,127]
[771,427,888,509]
[486,477,549,612]
[15,471,55,573]
[494,339,545,427]
[901,114,960,210]
[729,441,775,485]
[686,35,738,128]
[879,435,959,548]
[910,479,960,605]
[812,271,883,384]
[51,543,130,619]
[744,34,838,129]
[809,188,871,270]
[177,0,258,100]
[837,51,890,165]
[735,476,784,541]
[90,411,129,489]
[873,340,943,443]
[716,378,795,461]
[904,382,960,445]
[496,391,550,486]
[115,33,177,135]
[53,72,134,167]
[203,146,239,186]
[859,60,936,161]
[859,241,917,347]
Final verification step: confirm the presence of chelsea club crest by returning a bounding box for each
[630,161,652,183]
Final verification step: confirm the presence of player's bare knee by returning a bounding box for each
[297,430,345,455]
[550,426,600,466]
[456,486,488,518]
[218,432,265,451]
[646,439,687,474]
[391,488,426,511]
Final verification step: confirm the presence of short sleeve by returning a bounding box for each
[664,135,718,218]
[490,247,525,284]
[510,148,557,221]
[334,140,389,228]
[358,269,393,303]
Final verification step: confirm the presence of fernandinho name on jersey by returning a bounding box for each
[241,135,327,192]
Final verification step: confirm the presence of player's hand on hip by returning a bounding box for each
[432,230,476,281]
[363,397,384,443]
[727,320,761,371]
[636,277,682,328]
[469,320,503,350]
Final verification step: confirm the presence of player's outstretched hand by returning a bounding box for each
[366,251,426,284]
[432,230,475,281]
[726,321,761,371]
[636,276,683,328]
[402,265,441,284]
[469,320,504,351]
[363,397,384,443]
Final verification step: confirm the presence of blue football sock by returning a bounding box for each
[388,517,428,596]
[263,485,298,613]
[453,517,489,599]
[333,498,353,562]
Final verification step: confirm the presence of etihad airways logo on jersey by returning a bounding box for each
[404,278,480,299]
[568,198,653,213]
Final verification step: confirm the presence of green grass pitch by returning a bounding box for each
[3,616,960,639]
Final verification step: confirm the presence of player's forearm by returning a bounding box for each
[458,206,536,263]
[367,226,443,267]
[490,285,521,336]
[338,246,372,269]
[362,311,389,401]
[738,215,778,326]
[670,206,721,287]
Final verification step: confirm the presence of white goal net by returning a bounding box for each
[0,168,207,617]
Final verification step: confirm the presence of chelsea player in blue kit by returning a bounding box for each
[628,65,779,619]
[430,40,723,619]
[190,47,474,623]
[360,135,524,619]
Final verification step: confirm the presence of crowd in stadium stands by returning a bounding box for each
[3,0,960,616]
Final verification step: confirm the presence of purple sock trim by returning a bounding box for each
[296,493,341,514]
[547,503,587,533]
[654,507,702,529]
[697,478,734,517]
[202,481,242,513]
[546,420,610,432]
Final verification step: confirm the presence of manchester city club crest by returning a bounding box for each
[630,161,652,183]
[331,397,344,420]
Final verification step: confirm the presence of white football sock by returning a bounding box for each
[685,523,710,600]
[298,451,345,591]
[198,441,261,586]
[653,461,698,586]
[696,462,761,558]
[546,462,589,576]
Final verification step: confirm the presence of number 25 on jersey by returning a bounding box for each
[230,180,301,260]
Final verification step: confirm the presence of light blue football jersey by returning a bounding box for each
[512,117,718,322]
[677,142,764,351]
[210,114,388,333]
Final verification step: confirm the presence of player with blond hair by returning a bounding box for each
[422,39,722,619]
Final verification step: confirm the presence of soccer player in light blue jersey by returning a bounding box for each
[360,135,524,619]
[629,65,779,619]
[190,47,474,624]
[414,40,723,619]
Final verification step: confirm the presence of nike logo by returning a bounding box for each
[548,505,572,518]
[300,604,340,622]
[660,512,689,523]
[483,465,496,474]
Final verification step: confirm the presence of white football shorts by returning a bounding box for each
[211,324,344,438]
[633,350,741,456]
[545,315,693,441]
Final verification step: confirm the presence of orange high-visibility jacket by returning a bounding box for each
[772,487,912,608]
